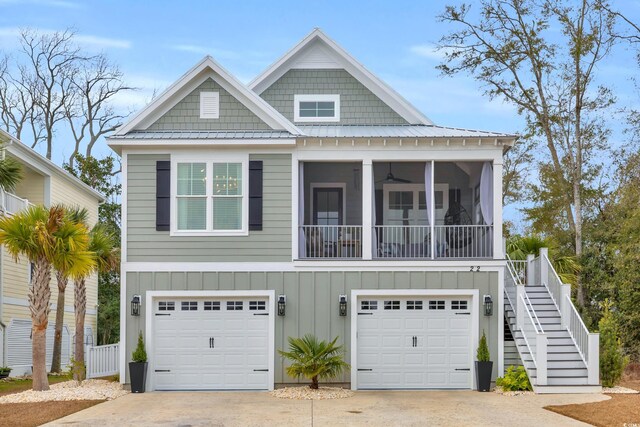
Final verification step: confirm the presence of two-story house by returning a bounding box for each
[0,129,103,376]
[111,30,599,393]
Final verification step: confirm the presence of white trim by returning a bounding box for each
[119,150,128,384]
[170,153,249,236]
[291,152,299,261]
[121,261,507,272]
[114,57,300,136]
[492,160,504,259]
[293,94,340,123]
[296,149,503,162]
[248,29,433,126]
[362,160,372,260]
[309,182,347,225]
[349,289,480,390]
[144,290,275,391]
[498,266,504,376]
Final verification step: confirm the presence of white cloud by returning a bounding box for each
[409,43,462,62]
[168,44,209,55]
[0,27,131,50]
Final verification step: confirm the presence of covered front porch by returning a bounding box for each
[297,160,497,260]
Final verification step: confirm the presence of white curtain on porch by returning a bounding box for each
[424,161,433,226]
[298,162,306,257]
[480,161,493,225]
[372,175,377,258]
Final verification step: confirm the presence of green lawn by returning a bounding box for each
[0,375,70,396]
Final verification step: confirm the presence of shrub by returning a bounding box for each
[599,300,628,387]
[278,334,350,389]
[496,366,532,391]
[477,331,490,362]
[132,331,147,363]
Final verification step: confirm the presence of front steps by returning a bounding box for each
[504,284,601,394]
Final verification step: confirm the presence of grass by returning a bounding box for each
[0,375,70,397]
[0,400,104,427]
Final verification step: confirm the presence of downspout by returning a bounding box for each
[0,321,5,367]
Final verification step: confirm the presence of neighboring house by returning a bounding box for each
[110,29,599,393]
[0,129,104,375]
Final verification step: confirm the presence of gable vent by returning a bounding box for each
[200,91,219,119]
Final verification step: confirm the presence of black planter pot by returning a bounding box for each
[0,371,10,379]
[129,362,148,393]
[475,361,493,392]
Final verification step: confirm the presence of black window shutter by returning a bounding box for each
[249,160,263,231]
[156,161,171,231]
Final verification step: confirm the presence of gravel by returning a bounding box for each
[603,385,639,394]
[270,386,354,400]
[0,379,129,403]
[493,386,535,396]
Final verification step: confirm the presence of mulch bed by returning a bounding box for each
[545,364,640,427]
[0,400,104,427]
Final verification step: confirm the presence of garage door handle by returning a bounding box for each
[253,369,269,372]
[155,313,171,316]
[357,369,373,371]
[155,369,170,372]
[455,313,471,315]
[455,368,470,371]
[253,313,269,316]
[358,313,373,315]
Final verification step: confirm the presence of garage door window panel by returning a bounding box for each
[181,301,198,311]
[429,300,445,310]
[227,301,243,311]
[158,301,175,311]
[384,300,400,310]
[361,300,378,310]
[204,301,221,311]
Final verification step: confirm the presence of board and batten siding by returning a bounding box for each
[259,69,408,125]
[147,78,272,131]
[126,153,292,262]
[124,270,499,384]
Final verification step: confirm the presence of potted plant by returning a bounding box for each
[475,331,493,392]
[129,331,148,393]
[278,334,350,389]
[0,367,11,379]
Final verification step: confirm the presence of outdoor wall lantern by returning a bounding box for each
[277,294,286,316]
[339,294,348,317]
[483,294,493,316]
[131,295,141,316]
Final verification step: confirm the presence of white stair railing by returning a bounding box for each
[86,343,119,379]
[519,294,548,385]
[565,296,600,384]
[540,249,562,311]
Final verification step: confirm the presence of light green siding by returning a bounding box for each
[260,69,408,125]
[126,153,292,262]
[125,270,500,384]
[148,78,272,131]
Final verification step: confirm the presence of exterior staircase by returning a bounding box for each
[505,249,601,394]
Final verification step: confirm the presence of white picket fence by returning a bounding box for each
[86,343,119,379]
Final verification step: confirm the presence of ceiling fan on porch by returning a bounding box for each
[376,163,411,183]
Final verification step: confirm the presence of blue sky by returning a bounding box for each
[1,0,640,226]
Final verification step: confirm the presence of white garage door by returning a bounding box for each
[153,297,270,390]
[357,296,472,389]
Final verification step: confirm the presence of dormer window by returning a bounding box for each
[294,94,340,122]
[200,92,219,119]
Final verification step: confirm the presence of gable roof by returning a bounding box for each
[0,130,105,202]
[113,56,301,136]
[248,29,433,126]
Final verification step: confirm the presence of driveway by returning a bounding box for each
[47,390,608,426]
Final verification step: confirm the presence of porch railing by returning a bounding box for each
[510,260,528,284]
[432,225,493,258]
[374,225,431,259]
[299,225,362,259]
[86,343,119,379]
[0,189,30,216]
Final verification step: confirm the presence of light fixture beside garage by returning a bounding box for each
[277,294,286,316]
[131,295,142,316]
[339,294,347,316]
[483,295,493,316]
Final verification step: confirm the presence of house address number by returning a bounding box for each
[470,266,481,272]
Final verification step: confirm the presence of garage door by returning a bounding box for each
[357,296,472,389]
[153,297,270,390]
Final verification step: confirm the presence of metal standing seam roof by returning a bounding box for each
[108,125,517,141]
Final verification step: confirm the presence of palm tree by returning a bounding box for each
[73,223,119,381]
[0,154,22,192]
[278,334,350,389]
[51,207,90,374]
[0,205,91,391]
[506,234,580,285]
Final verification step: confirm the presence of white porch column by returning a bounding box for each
[362,160,373,260]
[588,333,600,385]
[539,248,549,288]
[536,334,548,386]
[492,159,504,259]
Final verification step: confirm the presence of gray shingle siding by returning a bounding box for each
[260,69,408,125]
[147,78,272,131]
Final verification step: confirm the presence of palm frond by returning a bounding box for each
[0,156,22,192]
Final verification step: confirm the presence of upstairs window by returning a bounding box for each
[294,94,340,122]
[172,155,248,235]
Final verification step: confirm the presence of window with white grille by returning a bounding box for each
[158,301,175,311]
[361,300,378,310]
[451,300,468,310]
[227,301,243,311]
[200,92,219,119]
[249,301,266,311]
[181,301,198,311]
[204,301,221,311]
[407,300,423,310]
[384,300,400,310]
[429,300,445,310]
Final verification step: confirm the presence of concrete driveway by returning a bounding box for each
[47,390,608,427]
